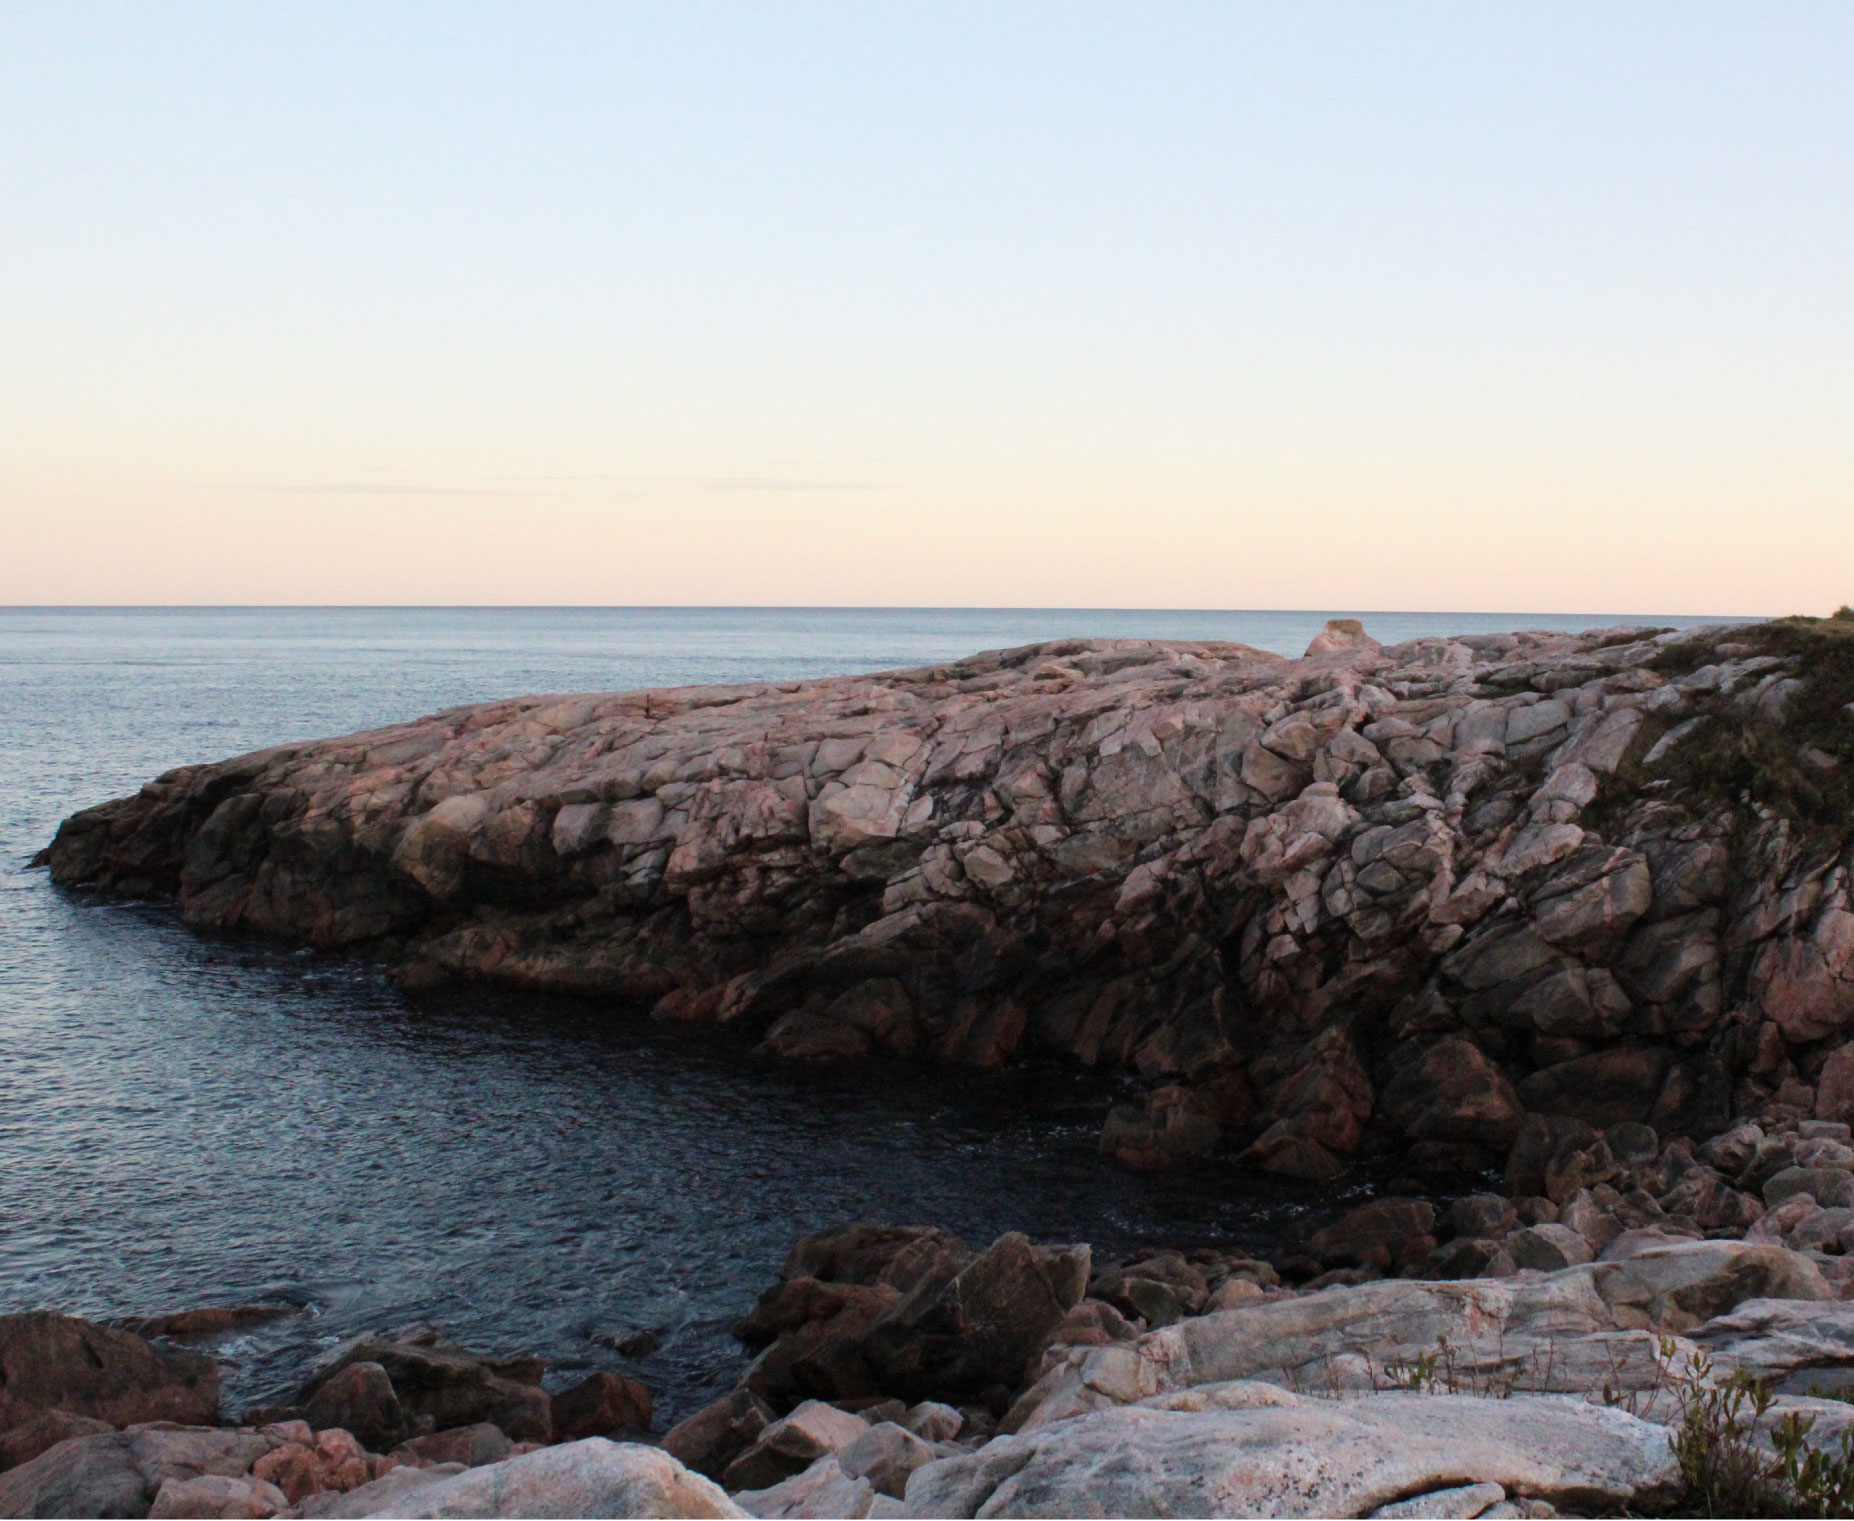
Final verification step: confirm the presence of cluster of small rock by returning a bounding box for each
[17,1188,1854,1517]
[653,1208,1854,1518]
[0,1313,677,1520]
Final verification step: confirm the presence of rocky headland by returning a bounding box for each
[38,613,1854,1180]
[19,610,1854,1517]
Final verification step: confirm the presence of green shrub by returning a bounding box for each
[1637,617,1854,828]
[1660,1354,1854,1517]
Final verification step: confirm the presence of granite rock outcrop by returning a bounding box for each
[39,616,1854,1177]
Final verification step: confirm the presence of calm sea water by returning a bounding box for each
[0,606,1729,1420]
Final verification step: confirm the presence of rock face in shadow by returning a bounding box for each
[0,1313,219,1434]
[40,618,1854,1172]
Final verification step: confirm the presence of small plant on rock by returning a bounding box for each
[1661,1350,1854,1518]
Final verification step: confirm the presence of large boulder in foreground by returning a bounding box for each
[0,1313,219,1433]
[0,1427,281,1520]
[899,1392,1677,1518]
[343,1439,744,1519]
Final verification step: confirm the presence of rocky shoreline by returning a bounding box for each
[16,611,1854,1515]
[12,1166,1854,1517]
[36,614,1854,1185]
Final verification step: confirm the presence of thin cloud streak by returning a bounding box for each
[194,477,900,498]
[486,473,900,493]
[700,477,897,493]
[195,482,549,499]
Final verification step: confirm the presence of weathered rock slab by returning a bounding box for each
[898,1394,1676,1518]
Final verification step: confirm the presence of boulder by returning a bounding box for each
[0,1313,218,1432]
[390,1424,512,1469]
[1027,1298,1143,1374]
[293,1465,468,1521]
[721,1401,869,1493]
[1204,1278,1267,1311]
[1690,1297,1854,1387]
[251,1429,371,1505]
[303,1362,406,1454]
[1506,1224,1593,1272]
[1591,1239,1833,1331]
[741,1284,903,1406]
[1447,1195,1517,1240]
[147,1474,289,1519]
[1097,1103,1219,1170]
[300,1330,551,1443]
[1306,619,1381,657]
[550,1372,653,1441]
[345,1439,745,1519]
[1423,1238,1514,1280]
[0,1433,150,1520]
[1380,1039,1524,1152]
[0,1411,115,1474]
[862,1234,1090,1402]
[897,1394,1677,1518]
[1307,1199,1438,1273]
[1764,1165,1854,1209]
[1503,1116,1598,1200]
[732,1456,875,1520]
[0,1427,281,1521]
[1366,1482,1510,1519]
[1085,1262,1205,1331]
[778,1226,971,1296]
[834,1422,934,1499]
[1517,1050,1673,1132]
[660,1389,774,1482]
[115,1308,300,1342]
[899,1403,960,1443]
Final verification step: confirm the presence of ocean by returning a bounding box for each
[0,605,1731,1419]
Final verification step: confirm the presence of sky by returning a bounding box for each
[1,2,1850,612]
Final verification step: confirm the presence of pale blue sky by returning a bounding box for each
[2,2,1849,609]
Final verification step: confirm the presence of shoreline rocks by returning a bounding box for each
[35,615,1854,1187]
[16,611,1854,1513]
[15,1193,1854,1515]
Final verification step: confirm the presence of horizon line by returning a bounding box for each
[0,603,1773,619]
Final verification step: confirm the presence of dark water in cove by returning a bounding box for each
[0,606,1728,1420]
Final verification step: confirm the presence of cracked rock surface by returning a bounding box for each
[39,618,1854,1177]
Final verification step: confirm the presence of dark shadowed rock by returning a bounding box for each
[660,1388,774,1481]
[0,1411,115,1475]
[1448,1194,1518,1240]
[720,1400,867,1492]
[302,1362,406,1455]
[779,1224,972,1296]
[0,1433,149,1520]
[548,1372,652,1441]
[1518,1048,1676,1130]
[0,1313,218,1433]
[1424,1237,1515,1279]
[299,1330,550,1443]
[1504,1114,1599,1199]
[113,1307,300,1342]
[389,1423,512,1469]
[1380,1038,1525,1152]
[741,1282,902,1407]
[1308,1199,1439,1273]
[862,1233,1090,1403]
